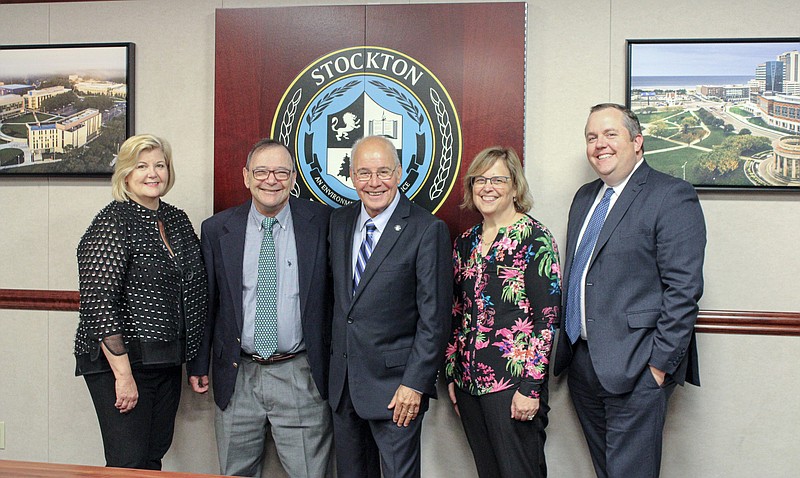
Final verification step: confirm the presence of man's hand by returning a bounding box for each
[388,385,422,427]
[189,375,209,394]
[649,365,666,387]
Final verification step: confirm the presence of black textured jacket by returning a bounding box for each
[74,199,207,375]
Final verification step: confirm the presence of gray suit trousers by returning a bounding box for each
[215,354,334,478]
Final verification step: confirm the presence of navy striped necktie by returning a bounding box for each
[565,187,614,343]
[353,219,377,294]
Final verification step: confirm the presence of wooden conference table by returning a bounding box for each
[0,460,228,478]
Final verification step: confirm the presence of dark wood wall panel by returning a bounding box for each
[214,6,365,213]
[213,4,525,239]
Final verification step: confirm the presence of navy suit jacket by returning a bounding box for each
[328,194,452,419]
[187,197,333,409]
[553,161,706,394]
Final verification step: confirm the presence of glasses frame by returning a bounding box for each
[249,167,294,182]
[353,166,399,182]
[471,175,511,187]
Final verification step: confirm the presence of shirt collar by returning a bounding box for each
[604,157,644,197]
[358,191,401,233]
[249,200,291,231]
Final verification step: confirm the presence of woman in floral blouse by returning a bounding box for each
[445,147,561,478]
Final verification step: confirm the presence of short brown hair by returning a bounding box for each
[461,146,532,213]
[589,103,645,153]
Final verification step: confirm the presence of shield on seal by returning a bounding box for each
[326,92,403,187]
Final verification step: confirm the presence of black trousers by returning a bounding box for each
[84,365,182,470]
[454,386,548,478]
[568,339,676,478]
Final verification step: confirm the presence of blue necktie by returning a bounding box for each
[353,219,377,294]
[565,188,614,344]
[254,216,278,357]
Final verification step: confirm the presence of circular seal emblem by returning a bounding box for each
[272,46,461,212]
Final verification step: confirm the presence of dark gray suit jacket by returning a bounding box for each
[187,197,333,409]
[328,194,451,419]
[553,161,706,394]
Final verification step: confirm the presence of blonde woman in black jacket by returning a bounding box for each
[74,134,207,470]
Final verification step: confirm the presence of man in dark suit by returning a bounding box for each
[553,104,706,478]
[187,139,333,477]
[328,135,451,478]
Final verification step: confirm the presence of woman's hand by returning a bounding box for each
[100,340,138,413]
[447,382,460,417]
[114,374,139,413]
[510,390,539,421]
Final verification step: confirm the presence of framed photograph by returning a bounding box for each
[626,38,800,190]
[0,42,134,176]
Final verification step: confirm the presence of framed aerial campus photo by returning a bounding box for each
[626,38,800,190]
[0,42,134,176]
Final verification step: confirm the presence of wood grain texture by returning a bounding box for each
[213,4,525,239]
[0,288,78,311]
[0,459,227,478]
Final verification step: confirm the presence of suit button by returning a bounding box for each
[233,362,238,368]
[343,353,347,358]
[347,318,354,324]
[237,338,241,343]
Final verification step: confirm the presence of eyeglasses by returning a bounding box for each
[250,168,293,181]
[471,175,511,187]
[354,167,398,182]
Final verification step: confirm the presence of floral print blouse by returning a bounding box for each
[445,215,561,398]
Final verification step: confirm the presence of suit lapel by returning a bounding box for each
[589,162,650,266]
[350,195,410,305]
[289,198,316,318]
[339,204,359,306]
[564,181,602,283]
[220,202,249,333]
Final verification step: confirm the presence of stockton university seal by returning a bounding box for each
[272,46,462,212]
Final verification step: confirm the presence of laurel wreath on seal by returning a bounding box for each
[280,89,302,146]
[367,80,424,129]
[278,88,304,197]
[429,88,453,201]
[305,80,361,127]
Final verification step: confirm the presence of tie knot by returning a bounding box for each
[365,219,377,234]
[602,187,615,200]
[262,216,277,231]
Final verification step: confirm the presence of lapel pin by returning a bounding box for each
[394,225,402,232]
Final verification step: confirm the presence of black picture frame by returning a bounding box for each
[626,38,800,190]
[0,42,134,177]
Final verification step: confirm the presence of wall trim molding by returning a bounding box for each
[0,289,79,312]
[0,288,798,336]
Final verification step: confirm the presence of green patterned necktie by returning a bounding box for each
[254,216,278,357]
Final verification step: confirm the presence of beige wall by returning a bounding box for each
[0,1,798,476]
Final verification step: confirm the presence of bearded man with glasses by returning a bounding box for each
[188,138,334,477]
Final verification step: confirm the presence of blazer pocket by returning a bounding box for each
[620,228,652,238]
[626,309,659,328]
[377,261,413,273]
[384,347,411,368]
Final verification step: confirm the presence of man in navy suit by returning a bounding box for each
[187,139,333,477]
[553,104,706,478]
[328,135,451,478]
